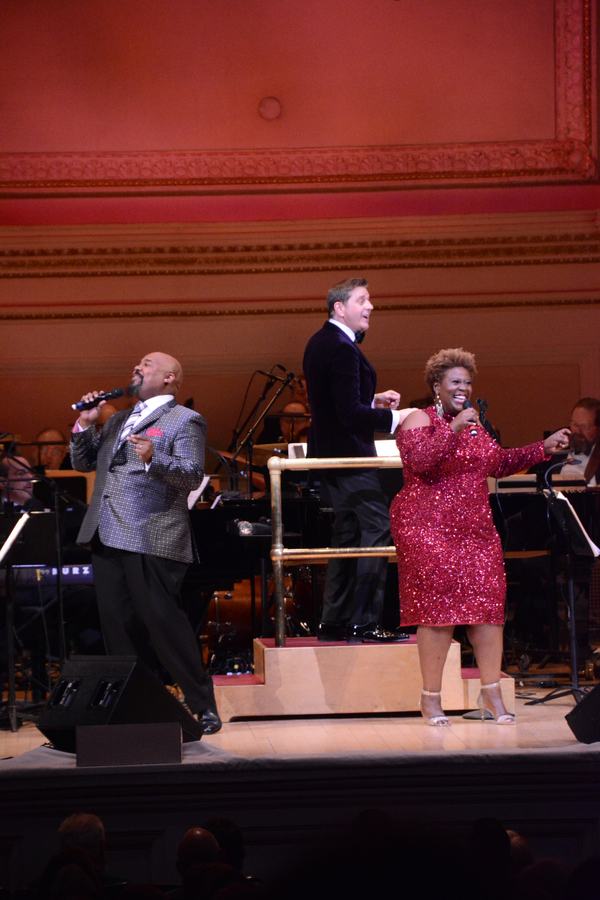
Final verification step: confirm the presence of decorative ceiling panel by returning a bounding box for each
[0,0,595,196]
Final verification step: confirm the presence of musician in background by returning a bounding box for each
[36,427,71,471]
[256,375,310,445]
[0,455,37,509]
[560,397,600,484]
[279,402,311,444]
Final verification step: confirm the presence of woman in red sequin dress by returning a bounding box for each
[389,349,570,727]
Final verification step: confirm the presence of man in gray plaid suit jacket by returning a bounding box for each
[71,351,220,734]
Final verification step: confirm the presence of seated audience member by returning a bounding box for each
[179,863,243,900]
[116,887,167,900]
[58,813,126,887]
[201,819,245,874]
[507,829,534,878]
[560,397,600,483]
[176,828,222,876]
[36,428,71,471]
[515,857,572,900]
[36,847,100,900]
[168,829,222,898]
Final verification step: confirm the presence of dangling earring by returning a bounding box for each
[434,392,444,419]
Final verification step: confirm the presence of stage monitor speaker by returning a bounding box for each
[37,655,203,753]
[565,683,600,744]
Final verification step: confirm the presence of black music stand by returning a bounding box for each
[525,487,598,706]
[0,511,57,730]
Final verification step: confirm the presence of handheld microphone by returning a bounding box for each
[275,365,303,385]
[72,387,124,411]
[462,400,478,436]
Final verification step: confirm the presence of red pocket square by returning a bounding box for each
[146,427,164,437]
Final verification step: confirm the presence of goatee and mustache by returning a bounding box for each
[126,372,143,398]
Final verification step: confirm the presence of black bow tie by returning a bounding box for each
[354,331,365,344]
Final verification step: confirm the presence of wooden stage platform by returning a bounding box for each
[213,636,514,720]
[1,675,600,891]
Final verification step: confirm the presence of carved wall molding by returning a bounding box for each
[2,210,600,280]
[1,296,599,323]
[0,0,595,195]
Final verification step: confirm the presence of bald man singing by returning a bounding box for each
[70,352,220,733]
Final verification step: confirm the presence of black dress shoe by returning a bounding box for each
[318,622,344,642]
[197,709,222,734]
[346,623,409,643]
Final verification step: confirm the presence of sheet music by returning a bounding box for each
[187,475,211,509]
[0,512,30,565]
[552,490,600,557]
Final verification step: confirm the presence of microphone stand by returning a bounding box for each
[231,373,294,499]
[476,398,501,444]
[228,371,278,454]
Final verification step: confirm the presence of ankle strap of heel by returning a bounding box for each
[479,681,501,690]
[421,689,442,696]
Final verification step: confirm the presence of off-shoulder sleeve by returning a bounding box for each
[397,422,459,475]
[490,441,547,478]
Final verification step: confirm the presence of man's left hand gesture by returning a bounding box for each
[374,390,401,410]
[127,434,154,464]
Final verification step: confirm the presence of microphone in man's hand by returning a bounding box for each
[463,400,478,436]
[72,387,124,411]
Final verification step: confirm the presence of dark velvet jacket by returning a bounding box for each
[303,320,393,459]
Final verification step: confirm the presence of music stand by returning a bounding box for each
[525,486,599,706]
[0,511,57,730]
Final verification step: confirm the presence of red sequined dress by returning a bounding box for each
[389,407,547,625]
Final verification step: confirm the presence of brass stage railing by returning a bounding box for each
[267,455,403,647]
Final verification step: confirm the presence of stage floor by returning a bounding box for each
[0,685,587,759]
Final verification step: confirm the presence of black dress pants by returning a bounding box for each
[320,469,391,627]
[91,540,216,715]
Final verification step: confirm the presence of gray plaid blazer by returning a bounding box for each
[71,399,206,564]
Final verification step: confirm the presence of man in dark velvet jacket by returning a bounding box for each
[303,277,408,643]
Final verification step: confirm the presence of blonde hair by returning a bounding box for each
[424,348,477,394]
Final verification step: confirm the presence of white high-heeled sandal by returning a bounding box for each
[419,689,451,727]
[477,681,515,725]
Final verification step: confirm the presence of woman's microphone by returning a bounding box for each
[72,387,124,411]
[463,400,478,436]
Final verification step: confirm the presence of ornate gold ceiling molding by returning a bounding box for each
[0,0,595,196]
[2,296,600,323]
